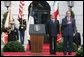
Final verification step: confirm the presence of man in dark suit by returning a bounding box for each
[8,22,19,42]
[47,13,59,55]
[61,11,76,55]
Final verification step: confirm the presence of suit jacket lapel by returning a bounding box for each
[70,17,72,22]
[65,17,67,23]
[66,17,72,22]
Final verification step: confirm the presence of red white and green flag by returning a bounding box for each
[51,1,62,43]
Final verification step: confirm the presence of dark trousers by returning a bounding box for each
[49,36,57,54]
[20,31,25,44]
[63,36,73,53]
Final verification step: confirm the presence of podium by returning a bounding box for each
[29,24,45,56]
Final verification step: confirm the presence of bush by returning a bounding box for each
[1,11,8,34]
[70,10,75,19]
[56,42,78,52]
[1,27,8,33]
[75,45,83,56]
[3,41,25,52]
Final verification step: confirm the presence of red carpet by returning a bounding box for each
[2,52,76,56]
[2,43,76,56]
[26,43,50,52]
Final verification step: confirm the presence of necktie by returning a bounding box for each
[68,17,70,22]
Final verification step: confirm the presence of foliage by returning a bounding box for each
[1,11,8,33]
[70,10,75,19]
[75,45,83,56]
[3,41,25,52]
[56,42,78,52]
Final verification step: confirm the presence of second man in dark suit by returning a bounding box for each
[47,13,59,55]
[61,11,76,55]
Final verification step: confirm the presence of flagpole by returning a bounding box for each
[21,3,24,27]
[28,3,33,30]
[7,2,11,35]
[27,3,33,40]
[8,2,11,27]
[8,7,9,27]
[58,3,61,28]
[57,3,62,43]
[28,3,33,21]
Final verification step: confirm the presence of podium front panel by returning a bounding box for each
[30,35,44,53]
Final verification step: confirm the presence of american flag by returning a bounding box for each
[18,1,24,20]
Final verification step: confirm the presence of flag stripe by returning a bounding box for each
[54,9,58,19]
[18,1,24,19]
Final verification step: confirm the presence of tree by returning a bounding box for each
[1,11,8,33]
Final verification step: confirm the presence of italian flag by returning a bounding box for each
[51,1,62,43]
[51,1,58,19]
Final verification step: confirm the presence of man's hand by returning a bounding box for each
[73,33,75,37]
[47,34,49,40]
[67,21,72,24]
